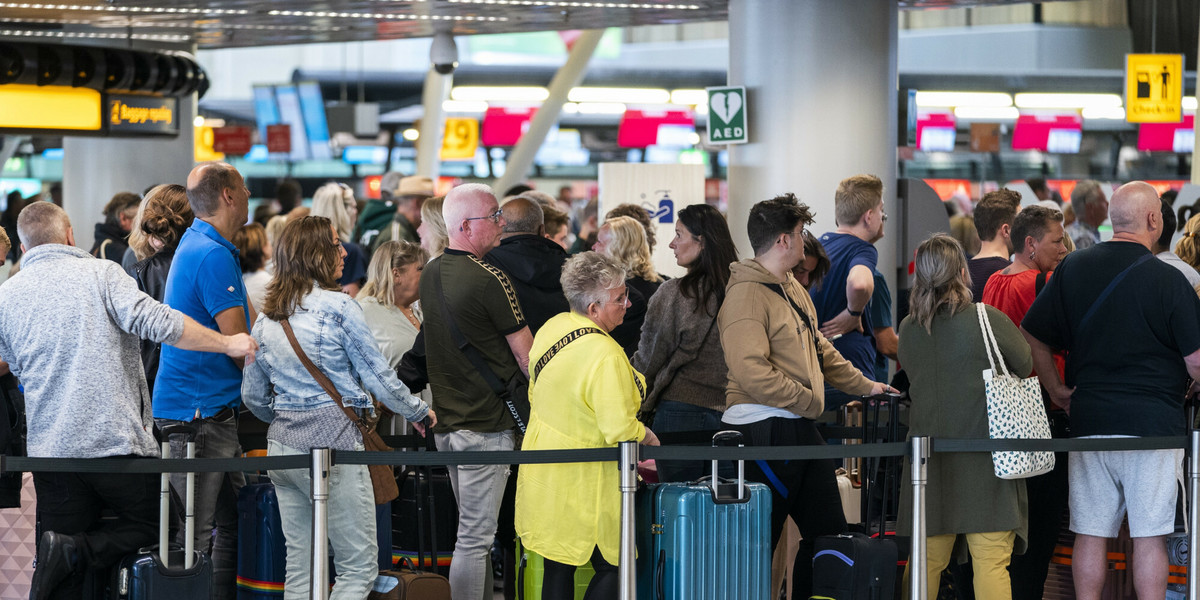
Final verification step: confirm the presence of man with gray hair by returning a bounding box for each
[1023,181,1200,600]
[486,196,570,335]
[153,161,254,599]
[1065,180,1108,250]
[418,183,533,600]
[0,202,256,600]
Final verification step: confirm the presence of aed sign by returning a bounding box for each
[441,117,480,161]
[107,94,179,136]
[706,85,747,145]
[1125,54,1184,123]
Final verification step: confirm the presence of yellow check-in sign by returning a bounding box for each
[441,117,480,161]
[1126,54,1184,123]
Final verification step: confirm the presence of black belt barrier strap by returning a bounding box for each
[934,436,1186,453]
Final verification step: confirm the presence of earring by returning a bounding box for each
[1030,249,1037,261]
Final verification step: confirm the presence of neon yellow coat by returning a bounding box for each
[514,311,647,566]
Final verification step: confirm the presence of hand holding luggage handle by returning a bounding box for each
[159,423,197,570]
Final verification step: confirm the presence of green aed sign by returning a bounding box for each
[706,85,747,145]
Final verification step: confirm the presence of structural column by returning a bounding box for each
[62,94,196,253]
[726,0,899,285]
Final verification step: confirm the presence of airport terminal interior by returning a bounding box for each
[2,0,1200,599]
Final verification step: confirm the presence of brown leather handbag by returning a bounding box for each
[280,319,400,504]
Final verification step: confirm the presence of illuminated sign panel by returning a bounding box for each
[106,94,179,136]
[0,84,102,132]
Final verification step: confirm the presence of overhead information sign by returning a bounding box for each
[441,117,480,160]
[107,94,179,136]
[212,126,253,155]
[706,86,747,145]
[1126,54,1184,123]
[0,84,102,132]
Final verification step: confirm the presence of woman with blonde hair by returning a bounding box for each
[1175,213,1200,271]
[357,241,429,370]
[593,215,662,356]
[232,223,272,310]
[242,216,434,599]
[311,182,368,296]
[416,196,448,259]
[129,184,195,396]
[898,233,1031,600]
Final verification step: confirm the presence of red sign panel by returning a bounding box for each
[617,108,693,148]
[480,106,537,147]
[1138,115,1194,152]
[1011,114,1083,153]
[266,124,291,153]
[915,112,956,152]
[211,126,253,156]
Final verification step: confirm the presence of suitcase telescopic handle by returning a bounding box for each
[711,430,745,500]
[160,423,198,442]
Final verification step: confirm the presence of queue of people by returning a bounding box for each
[3,168,1200,600]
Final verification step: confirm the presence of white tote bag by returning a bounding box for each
[976,303,1055,479]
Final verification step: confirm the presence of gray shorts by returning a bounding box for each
[1068,436,1184,538]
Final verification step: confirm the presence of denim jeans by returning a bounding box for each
[435,429,514,600]
[652,400,733,483]
[268,439,379,600]
[156,412,245,600]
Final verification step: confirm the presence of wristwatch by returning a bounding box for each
[848,308,863,317]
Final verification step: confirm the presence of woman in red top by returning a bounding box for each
[979,203,1069,600]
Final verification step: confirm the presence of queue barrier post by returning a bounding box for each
[310,448,331,600]
[910,436,930,600]
[618,441,639,600]
[1189,430,1199,600]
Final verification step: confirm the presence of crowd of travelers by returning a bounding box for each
[1,165,1198,600]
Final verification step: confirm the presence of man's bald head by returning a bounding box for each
[443,183,498,239]
[500,197,544,234]
[1109,181,1160,234]
[186,161,241,217]
[17,201,71,249]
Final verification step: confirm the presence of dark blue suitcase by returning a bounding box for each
[811,532,898,600]
[236,482,287,598]
[636,431,772,600]
[115,424,213,599]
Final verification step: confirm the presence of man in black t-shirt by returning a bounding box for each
[968,189,1019,300]
[1022,181,1200,600]
[419,183,533,600]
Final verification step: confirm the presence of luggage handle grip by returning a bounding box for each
[160,423,198,442]
[710,430,744,501]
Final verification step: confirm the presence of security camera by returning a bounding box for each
[430,32,458,75]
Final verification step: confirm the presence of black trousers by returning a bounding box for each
[543,546,617,600]
[33,460,160,599]
[727,417,848,600]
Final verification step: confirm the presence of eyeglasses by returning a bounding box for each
[464,209,503,225]
[596,292,629,306]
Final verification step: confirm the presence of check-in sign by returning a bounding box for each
[1126,54,1184,123]
[441,117,480,160]
[706,86,747,145]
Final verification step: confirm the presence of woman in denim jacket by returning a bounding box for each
[242,216,436,600]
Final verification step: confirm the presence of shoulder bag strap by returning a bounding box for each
[1077,253,1153,332]
[431,260,527,432]
[976,303,1010,378]
[280,319,373,437]
[761,282,824,370]
[531,327,604,382]
[1034,271,1047,296]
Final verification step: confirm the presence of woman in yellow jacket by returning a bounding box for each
[515,251,660,599]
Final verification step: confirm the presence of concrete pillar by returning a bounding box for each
[416,67,452,180]
[62,94,196,253]
[726,0,899,286]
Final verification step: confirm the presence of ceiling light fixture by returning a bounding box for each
[446,0,701,8]
[669,89,708,105]
[0,3,249,15]
[0,29,190,41]
[568,87,669,104]
[1081,107,1126,120]
[1014,93,1122,110]
[952,106,1020,120]
[442,100,489,113]
[915,91,1012,108]
[451,86,549,102]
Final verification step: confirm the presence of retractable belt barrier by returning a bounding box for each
[4,432,1200,600]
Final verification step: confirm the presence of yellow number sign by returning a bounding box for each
[441,117,480,161]
[1126,54,1184,123]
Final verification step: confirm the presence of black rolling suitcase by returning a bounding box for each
[812,393,904,600]
[390,422,456,576]
[113,424,212,599]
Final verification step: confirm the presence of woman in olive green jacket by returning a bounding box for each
[897,234,1031,600]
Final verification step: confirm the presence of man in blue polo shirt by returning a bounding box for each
[154,161,253,600]
[810,174,887,412]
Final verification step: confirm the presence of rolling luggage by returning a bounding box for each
[391,429,455,574]
[637,430,772,600]
[514,537,594,600]
[235,482,286,598]
[811,532,898,600]
[114,424,212,599]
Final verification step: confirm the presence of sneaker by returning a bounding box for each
[30,531,80,600]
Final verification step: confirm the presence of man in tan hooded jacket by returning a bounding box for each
[718,192,894,600]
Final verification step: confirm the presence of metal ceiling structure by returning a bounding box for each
[0,0,1073,49]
